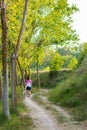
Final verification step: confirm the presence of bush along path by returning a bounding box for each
[23,90,87,130]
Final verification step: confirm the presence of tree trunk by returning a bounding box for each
[14,0,29,56]
[16,57,25,87]
[11,0,29,110]
[0,74,2,100]
[11,56,17,110]
[37,55,40,89]
[1,0,10,118]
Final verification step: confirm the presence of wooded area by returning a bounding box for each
[0,0,87,124]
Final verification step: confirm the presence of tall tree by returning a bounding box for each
[29,0,79,87]
[0,0,10,118]
[3,0,79,95]
[11,0,29,110]
[0,74,2,100]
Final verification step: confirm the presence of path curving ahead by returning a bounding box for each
[24,96,61,130]
[24,96,87,130]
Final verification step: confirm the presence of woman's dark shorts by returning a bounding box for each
[26,86,31,90]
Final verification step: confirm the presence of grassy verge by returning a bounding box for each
[0,87,34,130]
[48,71,87,121]
[32,56,87,121]
[32,70,71,88]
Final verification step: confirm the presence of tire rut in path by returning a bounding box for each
[24,97,62,130]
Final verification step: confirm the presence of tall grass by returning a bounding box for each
[48,57,87,121]
[31,56,87,121]
[0,86,34,130]
[0,113,33,130]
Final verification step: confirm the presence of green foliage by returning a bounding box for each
[71,43,87,66]
[32,69,71,88]
[0,86,34,130]
[33,46,45,65]
[67,57,78,69]
[48,56,87,121]
[0,113,33,130]
[18,42,34,70]
[32,47,54,70]
[0,0,80,121]
[0,0,79,74]
[29,0,79,71]
[50,52,64,71]
[80,42,87,58]
[7,0,24,45]
[36,0,79,45]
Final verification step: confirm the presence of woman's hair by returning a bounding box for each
[26,75,30,80]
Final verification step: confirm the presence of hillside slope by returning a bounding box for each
[48,56,87,121]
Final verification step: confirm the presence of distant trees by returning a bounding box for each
[80,42,87,57]
[68,57,78,69]
[50,52,64,71]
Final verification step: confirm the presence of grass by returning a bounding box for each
[32,56,87,121]
[48,57,87,121]
[32,69,71,88]
[48,72,87,107]
[0,86,34,130]
[0,113,33,130]
[56,113,68,123]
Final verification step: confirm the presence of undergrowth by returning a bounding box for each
[48,57,87,121]
[0,87,34,130]
[32,56,87,121]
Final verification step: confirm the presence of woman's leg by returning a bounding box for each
[27,90,31,97]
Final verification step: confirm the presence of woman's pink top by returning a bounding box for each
[25,79,32,87]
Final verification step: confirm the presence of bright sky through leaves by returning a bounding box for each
[68,0,87,43]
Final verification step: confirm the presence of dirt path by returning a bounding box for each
[23,95,87,130]
[24,96,61,130]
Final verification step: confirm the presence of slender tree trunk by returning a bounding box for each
[0,0,1,9]
[16,57,25,87]
[11,0,29,110]
[1,0,10,118]
[37,55,40,89]
[0,0,2,102]
[0,74,2,100]
[11,56,17,110]
[15,0,29,56]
